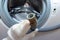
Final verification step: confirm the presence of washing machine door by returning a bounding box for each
[0,0,51,31]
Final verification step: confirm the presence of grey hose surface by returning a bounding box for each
[38,24,60,32]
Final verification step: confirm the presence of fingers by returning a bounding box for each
[12,20,31,36]
[8,20,31,40]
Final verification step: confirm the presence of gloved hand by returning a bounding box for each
[2,20,38,40]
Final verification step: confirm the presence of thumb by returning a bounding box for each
[8,20,31,40]
[12,20,31,37]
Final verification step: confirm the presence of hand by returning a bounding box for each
[3,20,38,40]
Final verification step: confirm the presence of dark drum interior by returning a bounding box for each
[8,0,43,13]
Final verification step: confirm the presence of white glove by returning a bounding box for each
[2,20,38,40]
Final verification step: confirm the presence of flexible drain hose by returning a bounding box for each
[38,24,60,32]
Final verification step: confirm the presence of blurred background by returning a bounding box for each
[0,19,60,40]
[0,0,60,40]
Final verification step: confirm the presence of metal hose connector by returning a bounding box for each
[27,13,37,31]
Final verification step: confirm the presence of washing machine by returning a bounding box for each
[0,0,60,40]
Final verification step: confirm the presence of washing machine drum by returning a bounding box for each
[0,0,51,31]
